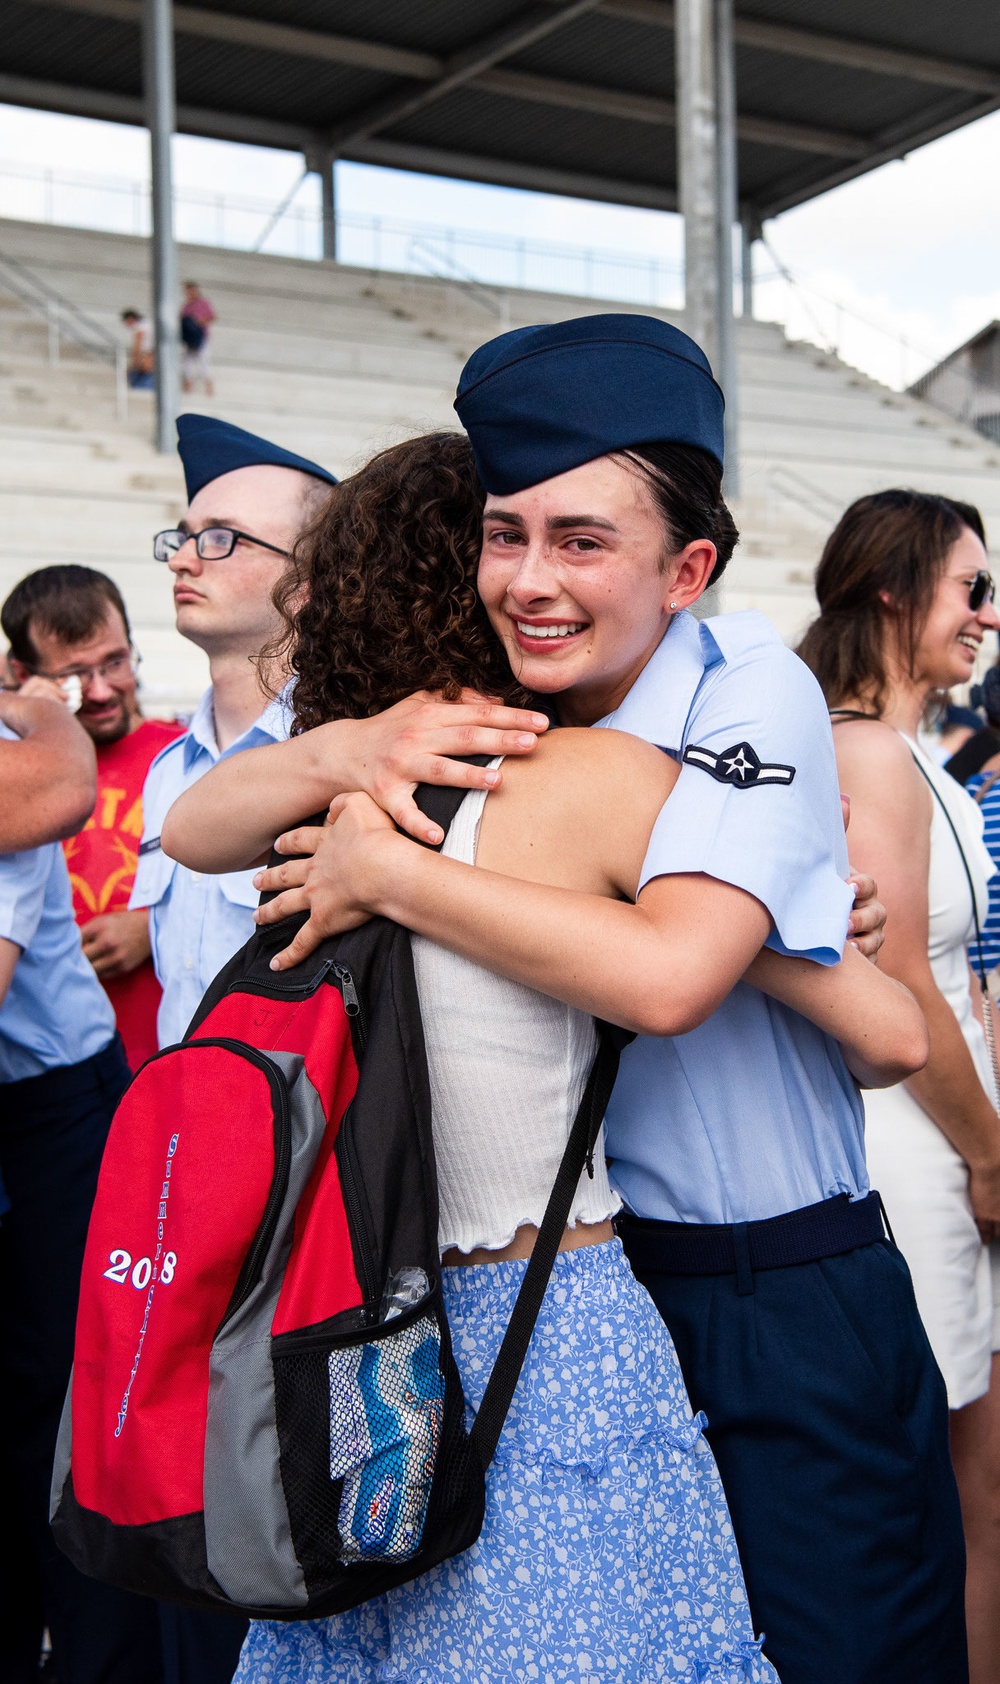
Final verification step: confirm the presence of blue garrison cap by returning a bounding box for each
[176,413,338,502]
[454,314,724,494]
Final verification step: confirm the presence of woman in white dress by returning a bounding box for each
[799,488,1000,1682]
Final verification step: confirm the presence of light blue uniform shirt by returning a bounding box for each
[129,686,292,1048]
[0,727,115,1081]
[597,609,869,1225]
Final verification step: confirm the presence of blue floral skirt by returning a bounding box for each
[235,1240,778,1683]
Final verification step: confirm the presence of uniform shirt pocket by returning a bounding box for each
[129,844,179,911]
[217,868,262,910]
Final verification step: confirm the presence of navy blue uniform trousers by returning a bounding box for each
[623,1235,968,1684]
[0,1038,163,1684]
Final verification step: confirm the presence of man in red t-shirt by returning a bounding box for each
[2,567,184,1068]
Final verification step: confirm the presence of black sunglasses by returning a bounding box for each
[153,527,290,563]
[968,570,996,611]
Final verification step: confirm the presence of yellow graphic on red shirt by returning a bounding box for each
[63,721,184,927]
[62,718,186,1073]
[65,832,139,915]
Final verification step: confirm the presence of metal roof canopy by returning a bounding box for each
[3,0,999,224]
[5,0,998,466]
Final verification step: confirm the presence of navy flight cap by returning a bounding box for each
[176,413,338,502]
[454,314,724,495]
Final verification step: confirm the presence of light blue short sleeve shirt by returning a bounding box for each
[0,729,116,1081]
[129,686,293,1048]
[596,610,869,1225]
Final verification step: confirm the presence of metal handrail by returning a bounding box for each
[765,464,844,525]
[0,250,128,420]
[406,236,510,323]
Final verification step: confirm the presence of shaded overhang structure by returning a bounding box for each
[4,0,998,460]
[5,0,999,222]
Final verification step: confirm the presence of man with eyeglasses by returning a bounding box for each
[2,565,184,1071]
[130,414,336,1684]
[132,415,337,1064]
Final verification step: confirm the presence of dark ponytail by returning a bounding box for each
[619,441,739,586]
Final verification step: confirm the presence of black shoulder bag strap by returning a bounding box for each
[469,1021,625,1470]
[831,709,997,1014]
[258,755,627,1470]
[256,755,496,906]
[422,763,628,1467]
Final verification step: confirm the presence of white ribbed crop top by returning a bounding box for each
[410,764,621,1255]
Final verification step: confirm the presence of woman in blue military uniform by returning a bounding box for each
[172,316,963,1684]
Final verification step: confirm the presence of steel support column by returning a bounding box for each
[675,0,739,497]
[714,0,738,496]
[740,205,755,317]
[318,148,336,261]
[142,0,179,453]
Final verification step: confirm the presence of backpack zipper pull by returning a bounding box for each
[333,964,360,1016]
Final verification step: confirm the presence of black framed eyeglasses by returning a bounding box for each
[968,570,996,611]
[153,527,291,563]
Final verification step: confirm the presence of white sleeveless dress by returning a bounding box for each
[863,732,1000,1409]
[235,780,780,1684]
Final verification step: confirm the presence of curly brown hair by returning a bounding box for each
[267,432,530,733]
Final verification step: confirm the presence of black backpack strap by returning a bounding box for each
[469,1020,626,1470]
[257,754,495,903]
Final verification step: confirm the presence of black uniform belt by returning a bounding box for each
[616,1191,887,1278]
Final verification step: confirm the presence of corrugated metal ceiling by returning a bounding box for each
[1,0,997,220]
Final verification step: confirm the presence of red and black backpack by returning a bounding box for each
[51,782,622,1619]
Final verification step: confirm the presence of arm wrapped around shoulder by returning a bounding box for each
[745,942,929,1089]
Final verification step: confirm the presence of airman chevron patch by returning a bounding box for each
[683,741,796,787]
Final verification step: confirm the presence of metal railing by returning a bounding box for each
[0,250,127,419]
[0,156,684,306]
[764,464,844,526]
[406,236,510,323]
[909,359,1000,447]
[0,155,948,395]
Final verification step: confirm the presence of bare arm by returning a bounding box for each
[0,935,18,1006]
[0,693,96,848]
[834,719,1000,1236]
[253,734,924,1083]
[746,944,927,1088]
[162,691,552,867]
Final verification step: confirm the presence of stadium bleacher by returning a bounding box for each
[3,213,1000,716]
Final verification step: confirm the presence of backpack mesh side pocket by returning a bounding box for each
[328,1313,444,1564]
[271,1293,476,1606]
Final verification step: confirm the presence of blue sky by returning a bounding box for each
[2,97,999,389]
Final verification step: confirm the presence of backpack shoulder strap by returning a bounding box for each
[469,1020,628,1469]
[412,756,493,849]
[257,753,495,900]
